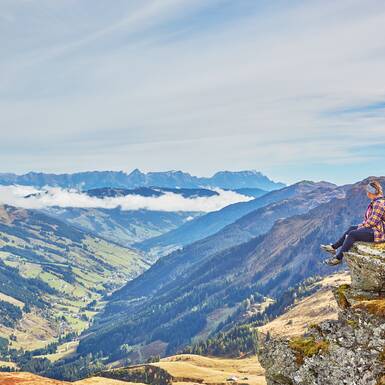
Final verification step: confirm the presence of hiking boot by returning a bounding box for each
[324,257,341,266]
[320,244,336,255]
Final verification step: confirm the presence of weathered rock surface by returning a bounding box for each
[345,243,385,292]
[258,242,385,385]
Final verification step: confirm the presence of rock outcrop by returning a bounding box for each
[258,242,385,385]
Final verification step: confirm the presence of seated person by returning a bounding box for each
[321,180,385,266]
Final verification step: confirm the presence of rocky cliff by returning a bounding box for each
[258,242,385,385]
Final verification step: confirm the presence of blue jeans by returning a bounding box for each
[333,225,374,260]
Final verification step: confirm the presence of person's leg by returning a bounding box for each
[335,228,374,260]
[332,225,358,249]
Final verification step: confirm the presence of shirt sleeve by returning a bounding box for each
[361,201,385,228]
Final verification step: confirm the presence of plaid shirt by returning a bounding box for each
[358,197,385,242]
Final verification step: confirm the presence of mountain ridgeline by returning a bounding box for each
[0,169,285,190]
[135,181,337,256]
[117,181,342,299]
[0,171,383,383]
[76,178,378,363]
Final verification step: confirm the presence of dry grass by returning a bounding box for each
[0,309,57,351]
[0,293,24,308]
[259,273,350,338]
[0,355,266,385]
[0,360,17,369]
[353,299,385,317]
[0,373,141,385]
[0,372,69,385]
[336,284,351,309]
[153,354,266,384]
[75,377,144,385]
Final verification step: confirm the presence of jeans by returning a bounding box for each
[333,225,374,260]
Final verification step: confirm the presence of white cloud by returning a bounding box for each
[0,185,253,212]
[0,0,385,183]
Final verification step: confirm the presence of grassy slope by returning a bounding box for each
[258,272,350,338]
[0,272,349,385]
[0,205,148,350]
[0,373,140,384]
[43,206,202,249]
[103,354,266,385]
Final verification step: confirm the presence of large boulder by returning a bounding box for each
[258,242,385,385]
[344,242,385,292]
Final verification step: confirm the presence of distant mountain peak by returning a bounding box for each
[0,169,285,191]
[128,168,144,176]
[212,169,263,176]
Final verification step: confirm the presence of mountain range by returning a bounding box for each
[77,179,367,361]
[135,181,336,256]
[0,170,285,191]
[0,172,382,383]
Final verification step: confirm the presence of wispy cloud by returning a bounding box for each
[325,100,385,116]
[1,0,385,184]
[0,185,252,212]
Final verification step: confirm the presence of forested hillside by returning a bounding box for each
[136,181,335,256]
[0,204,148,351]
[76,179,375,363]
[113,182,343,300]
[43,206,201,252]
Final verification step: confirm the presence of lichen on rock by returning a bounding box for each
[258,242,385,385]
[345,242,385,292]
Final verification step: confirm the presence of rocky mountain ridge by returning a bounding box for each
[0,170,284,190]
[258,242,385,385]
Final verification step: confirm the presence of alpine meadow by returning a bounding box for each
[1,1,385,385]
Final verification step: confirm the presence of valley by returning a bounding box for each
[0,172,382,384]
[0,204,148,354]
[0,271,349,384]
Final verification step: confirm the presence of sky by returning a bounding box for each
[1,0,385,185]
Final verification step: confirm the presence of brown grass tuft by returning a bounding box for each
[353,299,385,318]
[289,336,329,365]
[336,284,351,309]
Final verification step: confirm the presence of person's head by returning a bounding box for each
[366,180,383,200]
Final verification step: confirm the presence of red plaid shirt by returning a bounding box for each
[358,197,385,242]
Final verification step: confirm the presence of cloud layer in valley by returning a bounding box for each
[0,185,253,212]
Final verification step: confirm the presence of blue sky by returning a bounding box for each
[1,0,385,185]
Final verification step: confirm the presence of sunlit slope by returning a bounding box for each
[259,272,350,337]
[102,354,266,385]
[0,372,141,385]
[0,204,148,349]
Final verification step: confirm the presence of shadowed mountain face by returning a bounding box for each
[113,183,343,300]
[0,169,284,190]
[135,181,336,256]
[85,186,219,198]
[78,179,376,361]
